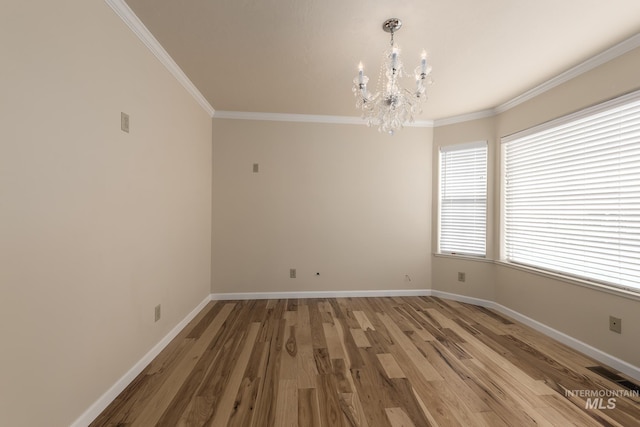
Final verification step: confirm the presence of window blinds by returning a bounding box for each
[503,91,640,292]
[439,141,487,256]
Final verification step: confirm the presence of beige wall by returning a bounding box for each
[2,1,638,424]
[212,119,432,294]
[493,46,640,368]
[432,46,640,367]
[0,1,212,426]
[431,117,497,301]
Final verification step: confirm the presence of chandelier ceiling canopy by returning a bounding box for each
[353,18,432,134]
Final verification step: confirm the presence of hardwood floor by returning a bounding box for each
[91,297,640,426]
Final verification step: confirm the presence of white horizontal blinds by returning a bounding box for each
[504,93,640,291]
[439,141,487,256]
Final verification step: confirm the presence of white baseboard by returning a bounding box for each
[213,288,639,380]
[74,288,639,426]
[70,294,212,427]
[70,289,425,425]
[430,290,640,382]
[210,289,430,300]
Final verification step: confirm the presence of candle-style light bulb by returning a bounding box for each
[420,50,427,74]
[358,61,364,84]
[391,47,399,70]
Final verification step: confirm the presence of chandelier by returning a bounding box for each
[352,18,432,134]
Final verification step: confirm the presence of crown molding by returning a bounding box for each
[215,33,639,128]
[214,111,363,125]
[436,33,640,126]
[433,108,495,127]
[214,110,434,128]
[494,33,640,115]
[214,33,640,128]
[104,0,215,117]
[105,0,638,127]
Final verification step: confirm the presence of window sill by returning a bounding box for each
[433,253,493,263]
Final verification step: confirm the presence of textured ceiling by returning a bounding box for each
[124,0,640,120]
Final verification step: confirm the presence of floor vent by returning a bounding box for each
[587,366,640,392]
[617,380,640,393]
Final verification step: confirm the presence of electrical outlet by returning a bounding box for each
[155,304,161,322]
[458,272,466,282]
[609,316,621,334]
[289,268,296,278]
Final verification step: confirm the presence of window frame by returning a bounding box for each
[500,89,640,294]
[438,140,488,257]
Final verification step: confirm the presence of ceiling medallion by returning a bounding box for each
[353,18,432,134]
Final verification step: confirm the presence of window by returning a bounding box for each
[439,141,488,256]
[503,91,640,292]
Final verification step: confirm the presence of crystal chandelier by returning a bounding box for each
[352,18,432,134]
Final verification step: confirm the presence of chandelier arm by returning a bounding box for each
[353,17,432,134]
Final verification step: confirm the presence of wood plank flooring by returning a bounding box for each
[91,297,640,426]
